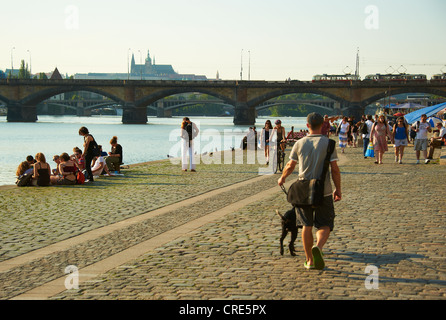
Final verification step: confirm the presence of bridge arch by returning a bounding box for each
[160,101,234,112]
[135,88,235,109]
[0,94,10,104]
[256,101,336,113]
[247,87,348,109]
[20,86,124,106]
[361,87,446,107]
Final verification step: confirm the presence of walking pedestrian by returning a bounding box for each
[278,112,342,270]
[370,115,391,164]
[362,115,374,158]
[392,117,410,164]
[258,120,273,165]
[412,114,432,164]
[337,116,349,153]
[181,117,199,172]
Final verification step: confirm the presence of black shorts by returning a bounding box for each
[295,195,335,231]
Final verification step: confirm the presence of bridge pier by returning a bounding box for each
[333,102,342,115]
[345,104,365,120]
[76,102,91,117]
[7,102,37,122]
[233,102,256,125]
[122,103,148,124]
[156,101,172,118]
[233,87,255,125]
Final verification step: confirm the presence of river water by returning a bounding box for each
[0,115,308,186]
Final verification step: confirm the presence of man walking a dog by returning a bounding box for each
[278,112,342,270]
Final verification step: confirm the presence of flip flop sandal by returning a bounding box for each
[312,246,325,270]
[304,261,314,270]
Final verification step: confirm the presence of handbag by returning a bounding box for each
[284,139,336,208]
[365,142,374,158]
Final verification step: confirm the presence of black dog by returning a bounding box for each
[276,208,302,256]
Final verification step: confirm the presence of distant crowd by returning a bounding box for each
[15,127,124,187]
[337,113,445,164]
[241,113,445,166]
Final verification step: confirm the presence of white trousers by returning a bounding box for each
[181,139,195,170]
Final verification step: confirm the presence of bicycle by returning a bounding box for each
[274,141,287,174]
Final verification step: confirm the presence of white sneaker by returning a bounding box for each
[425,159,430,164]
[416,160,420,164]
[399,160,402,164]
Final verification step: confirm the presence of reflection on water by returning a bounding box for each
[0,115,307,186]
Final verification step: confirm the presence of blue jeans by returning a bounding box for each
[363,138,370,157]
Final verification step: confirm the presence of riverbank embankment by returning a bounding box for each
[1,142,445,300]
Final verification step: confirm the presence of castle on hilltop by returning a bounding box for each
[130,50,176,77]
[75,49,207,81]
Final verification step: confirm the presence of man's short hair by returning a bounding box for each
[307,112,324,129]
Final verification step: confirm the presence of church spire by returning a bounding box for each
[131,53,136,73]
[146,50,152,65]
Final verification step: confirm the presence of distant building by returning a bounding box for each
[4,69,20,78]
[75,49,207,81]
[50,67,63,80]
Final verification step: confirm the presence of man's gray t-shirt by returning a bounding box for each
[289,134,339,196]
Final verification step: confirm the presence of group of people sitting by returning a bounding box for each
[15,134,123,187]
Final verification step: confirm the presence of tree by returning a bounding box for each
[18,60,31,79]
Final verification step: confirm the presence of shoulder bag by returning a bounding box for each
[284,139,336,208]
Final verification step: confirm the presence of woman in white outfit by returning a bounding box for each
[181,117,199,172]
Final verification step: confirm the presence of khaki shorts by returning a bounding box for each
[414,139,428,151]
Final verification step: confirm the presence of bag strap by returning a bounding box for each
[320,139,336,183]
[279,138,336,196]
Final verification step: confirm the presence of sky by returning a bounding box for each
[1,0,445,81]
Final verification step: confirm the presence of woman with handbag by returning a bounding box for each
[370,115,391,164]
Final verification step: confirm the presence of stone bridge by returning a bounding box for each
[1,79,445,124]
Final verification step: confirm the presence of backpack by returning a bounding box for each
[409,121,419,140]
[76,170,85,184]
[16,173,33,187]
[360,122,368,135]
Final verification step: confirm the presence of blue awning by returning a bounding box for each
[404,102,446,124]
[390,102,425,109]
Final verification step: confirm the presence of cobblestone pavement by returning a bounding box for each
[1,144,445,300]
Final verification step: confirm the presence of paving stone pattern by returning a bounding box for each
[1,144,445,300]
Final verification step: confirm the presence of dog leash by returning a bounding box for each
[279,184,288,195]
[279,184,305,217]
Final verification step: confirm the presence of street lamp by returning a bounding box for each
[240,49,243,81]
[27,49,32,76]
[11,47,15,77]
[138,50,142,80]
[127,48,131,80]
[248,50,251,81]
